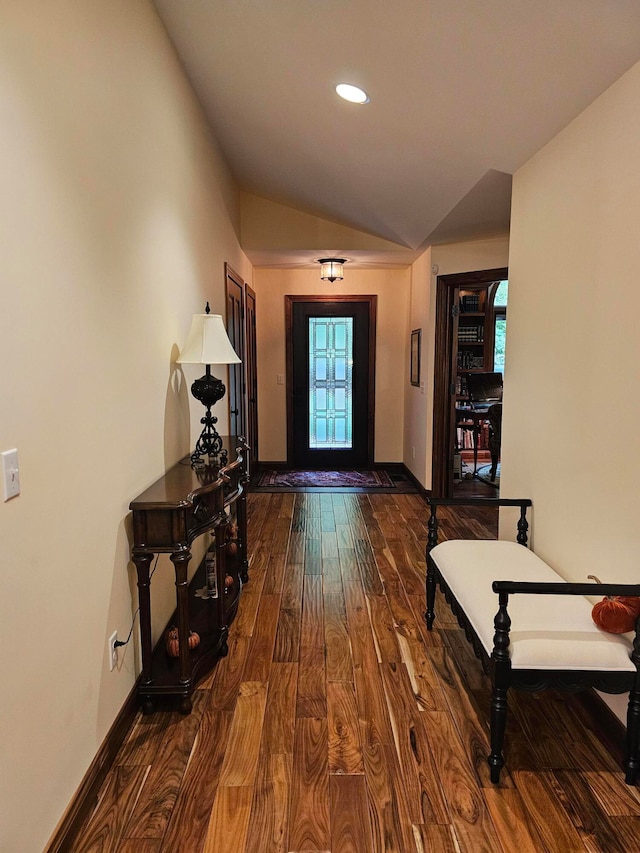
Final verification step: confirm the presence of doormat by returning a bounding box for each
[256,469,396,489]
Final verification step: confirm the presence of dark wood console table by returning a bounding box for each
[129,436,249,713]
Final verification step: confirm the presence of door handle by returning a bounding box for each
[230,408,239,416]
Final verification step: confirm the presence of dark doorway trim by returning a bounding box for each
[431,267,507,497]
[285,295,377,468]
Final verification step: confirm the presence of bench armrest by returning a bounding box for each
[427,498,532,508]
[427,497,532,549]
[493,581,640,597]
[489,581,640,673]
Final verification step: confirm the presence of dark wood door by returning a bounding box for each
[245,285,258,471]
[225,265,245,440]
[286,296,376,469]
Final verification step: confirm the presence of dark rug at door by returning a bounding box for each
[256,469,396,489]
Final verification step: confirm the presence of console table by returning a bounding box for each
[129,436,249,713]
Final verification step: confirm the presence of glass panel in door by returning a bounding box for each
[308,317,353,449]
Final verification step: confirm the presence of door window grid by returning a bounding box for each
[308,317,353,449]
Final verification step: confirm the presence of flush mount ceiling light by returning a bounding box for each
[335,83,369,104]
[319,258,346,282]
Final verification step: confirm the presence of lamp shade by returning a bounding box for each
[177,312,241,365]
[319,258,346,282]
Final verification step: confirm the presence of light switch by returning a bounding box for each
[2,449,20,501]
[277,374,284,385]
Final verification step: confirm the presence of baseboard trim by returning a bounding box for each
[399,463,430,500]
[44,680,140,853]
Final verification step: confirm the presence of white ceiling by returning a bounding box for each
[154,0,640,267]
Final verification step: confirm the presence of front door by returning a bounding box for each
[286,296,376,469]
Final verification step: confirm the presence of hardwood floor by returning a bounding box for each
[71,492,640,852]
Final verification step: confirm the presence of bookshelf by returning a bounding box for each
[455,286,492,402]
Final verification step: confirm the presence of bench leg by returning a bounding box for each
[625,684,640,784]
[488,681,509,783]
[425,558,436,630]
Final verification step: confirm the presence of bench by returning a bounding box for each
[425,497,640,784]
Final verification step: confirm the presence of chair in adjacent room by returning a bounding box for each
[487,403,502,482]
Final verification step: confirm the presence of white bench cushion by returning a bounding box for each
[430,539,634,672]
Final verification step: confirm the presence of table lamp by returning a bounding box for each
[177,303,241,466]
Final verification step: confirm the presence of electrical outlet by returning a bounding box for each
[108,631,118,671]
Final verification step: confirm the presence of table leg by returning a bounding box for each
[133,550,154,688]
[170,547,192,688]
[214,520,230,657]
[473,424,479,474]
[237,485,249,584]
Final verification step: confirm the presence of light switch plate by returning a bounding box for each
[2,449,20,501]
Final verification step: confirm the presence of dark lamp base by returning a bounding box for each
[189,367,227,467]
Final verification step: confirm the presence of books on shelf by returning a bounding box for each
[459,294,480,312]
[457,352,484,370]
[458,325,484,343]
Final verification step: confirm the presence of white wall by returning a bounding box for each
[253,268,410,464]
[502,59,640,719]
[0,2,251,850]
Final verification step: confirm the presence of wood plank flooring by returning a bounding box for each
[72,492,640,852]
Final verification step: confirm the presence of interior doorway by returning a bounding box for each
[285,295,376,469]
[431,268,508,497]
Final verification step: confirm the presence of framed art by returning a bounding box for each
[410,329,421,386]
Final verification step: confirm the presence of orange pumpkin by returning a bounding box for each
[165,626,201,657]
[588,575,640,634]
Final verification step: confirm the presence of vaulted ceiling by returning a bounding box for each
[154,0,640,267]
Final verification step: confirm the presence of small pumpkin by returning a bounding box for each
[588,575,640,634]
[165,626,201,657]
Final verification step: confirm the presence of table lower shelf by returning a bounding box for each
[138,554,242,713]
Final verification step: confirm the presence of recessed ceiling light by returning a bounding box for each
[335,83,369,104]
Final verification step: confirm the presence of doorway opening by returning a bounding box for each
[285,295,376,469]
[431,268,508,497]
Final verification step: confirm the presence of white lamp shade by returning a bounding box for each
[176,313,241,365]
[319,258,345,282]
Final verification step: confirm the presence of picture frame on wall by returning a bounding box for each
[410,329,421,386]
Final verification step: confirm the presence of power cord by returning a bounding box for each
[114,554,159,648]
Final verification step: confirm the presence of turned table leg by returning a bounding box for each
[133,550,154,688]
[170,547,192,690]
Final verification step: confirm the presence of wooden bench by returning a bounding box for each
[425,497,640,784]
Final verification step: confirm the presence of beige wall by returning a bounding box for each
[404,237,510,488]
[502,59,640,719]
[0,2,251,850]
[404,248,433,484]
[253,268,410,463]
[241,192,415,261]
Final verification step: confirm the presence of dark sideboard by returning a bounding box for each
[129,436,249,713]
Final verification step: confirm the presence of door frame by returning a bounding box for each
[285,295,377,468]
[225,264,246,440]
[244,283,258,471]
[431,267,507,497]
